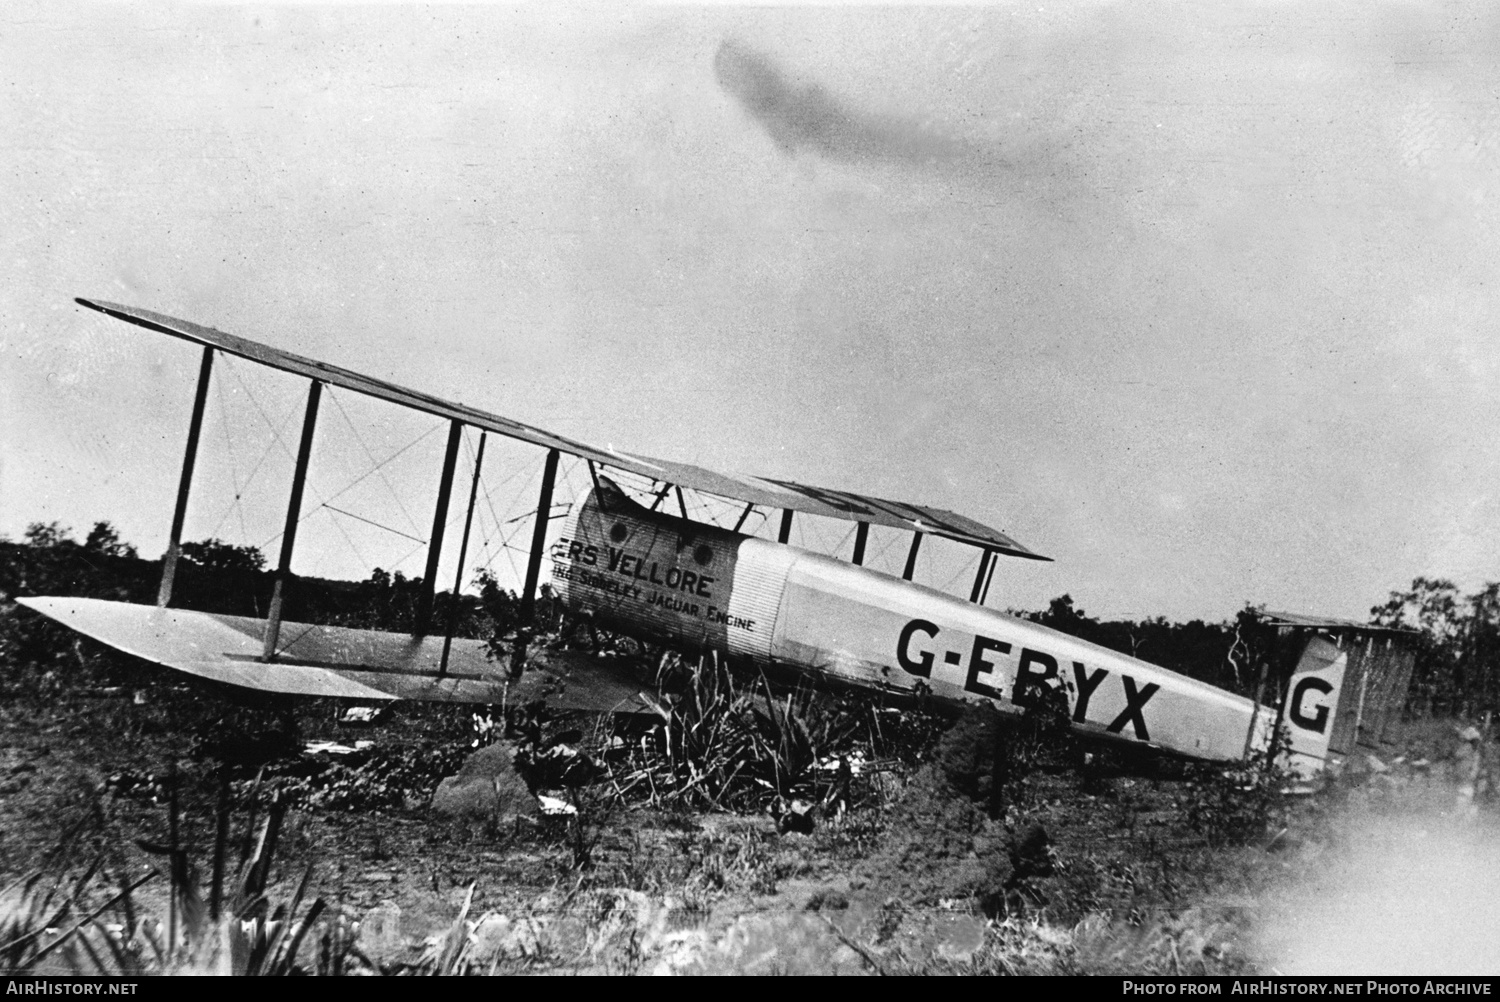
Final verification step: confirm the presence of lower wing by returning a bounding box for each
[16,596,645,713]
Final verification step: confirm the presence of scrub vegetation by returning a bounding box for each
[1,523,1495,975]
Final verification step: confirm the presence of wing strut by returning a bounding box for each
[968,548,993,605]
[74,298,1048,562]
[979,550,998,605]
[851,521,870,566]
[439,431,486,677]
[263,380,322,661]
[159,345,215,608]
[416,419,463,636]
[902,531,923,581]
[778,509,794,544]
[512,447,560,676]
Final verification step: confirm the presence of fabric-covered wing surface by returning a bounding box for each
[17,596,645,711]
[75,298,1046,560]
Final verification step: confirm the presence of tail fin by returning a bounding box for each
[1278,634,1348,780]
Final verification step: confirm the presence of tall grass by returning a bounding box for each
[0,772,359,976]
[606,653,916,813]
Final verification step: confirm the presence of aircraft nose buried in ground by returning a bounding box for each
[16,297,1415,779]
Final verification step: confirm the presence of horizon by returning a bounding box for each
[6,511,1456,629]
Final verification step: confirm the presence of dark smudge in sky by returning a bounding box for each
[713,38,996,175]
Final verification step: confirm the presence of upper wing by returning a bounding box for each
[76,298,1047,561]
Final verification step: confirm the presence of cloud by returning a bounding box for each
[713,38,986,172]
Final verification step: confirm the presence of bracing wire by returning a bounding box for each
[204,364,254,546]
[863,528,901,571]
[306,419,441,515]
[203,356,299,542]
[937,547,982,597]
[471,441,548,574]
[317,507,373,579]
[475,450,560,592]
[253,386,445,554]
[322,505,426,544]
[325,387,429,538]
[224,355,300,465]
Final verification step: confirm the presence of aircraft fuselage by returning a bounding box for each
[552,482,1313,764]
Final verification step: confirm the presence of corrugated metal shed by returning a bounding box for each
[1260,610,1418,753]
[1260,610,1415,635]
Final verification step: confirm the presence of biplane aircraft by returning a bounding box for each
[17,299,1415,778]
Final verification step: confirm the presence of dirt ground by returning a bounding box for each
[2,631,1496,975]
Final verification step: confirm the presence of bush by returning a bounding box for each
[1182,744,1291,849]
[0,784,359,975]
[607,654,935,813]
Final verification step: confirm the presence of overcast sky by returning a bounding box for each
[3,2,1497,622]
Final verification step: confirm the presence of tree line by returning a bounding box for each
[4,521,1494,719]
[1369,576,1500,718]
